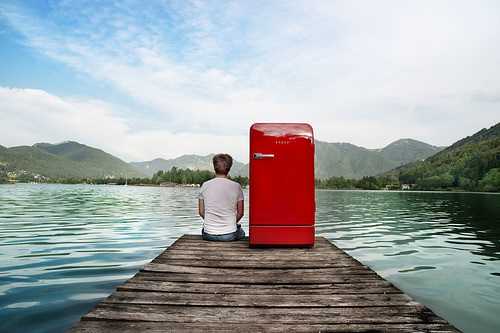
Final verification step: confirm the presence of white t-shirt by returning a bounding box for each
[198,177,244,235]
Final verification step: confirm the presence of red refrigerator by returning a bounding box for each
[249,123,315,247]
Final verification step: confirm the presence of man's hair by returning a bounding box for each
[213,154,233,175]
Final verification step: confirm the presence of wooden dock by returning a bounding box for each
[70,235,460,332]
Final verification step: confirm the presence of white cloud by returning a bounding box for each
[0,87,248,161]
[0,0,499,161]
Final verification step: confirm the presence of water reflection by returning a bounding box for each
[0,185,499,332]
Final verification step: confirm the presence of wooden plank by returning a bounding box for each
[118,281,403,295]
[158,248,352,256]
[155,251,354,260]
[169,240,325,247]
[126,276,396,289]
[156,249,359,263]
[172,239,339,246]
[69,235,460,332]
[158,248,351,256]
[168,237,338,250]
[133,271,384,284]
[164,246,344,255]
[168,238,331,246]
[151,258,362,268]
[159,252,349,262]
[157,250,354,261]
[179,234,329,242]
[82,303,447,324]
[178,234,333,245]
[142,263,375,275]
[70,321,458,333]
[103,291,417,307]
[177,238,337,249]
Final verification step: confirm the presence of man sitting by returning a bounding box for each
[198,153,245,241]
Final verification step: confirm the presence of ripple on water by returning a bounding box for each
[5,301,40,309]
[1,185,500,333]
[398,265,437,273]
[385,249,419,256]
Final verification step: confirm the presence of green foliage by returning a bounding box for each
[480,168,500,192]
[231,175,249,187]
[416,174,454,189]
[152,166,214,185]
[152,167,248,187]
[315,175,398,190]
[0,162,6,182]
[318,122,500,193]
[393,123,500,192]
[315,176,356,189]
[356,176,380,190]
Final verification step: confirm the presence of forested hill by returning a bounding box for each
[0,141,144,180]
[392,122,500,191]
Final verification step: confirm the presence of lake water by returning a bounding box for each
[0,184,499,333]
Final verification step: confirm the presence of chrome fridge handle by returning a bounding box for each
[253,153,274,159]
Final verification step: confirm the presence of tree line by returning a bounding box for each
[152,167,249,187]
[0,167,249,187]
[315,176,397,190]
[2,165,498,192]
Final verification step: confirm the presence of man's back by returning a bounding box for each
[198,177,243,235]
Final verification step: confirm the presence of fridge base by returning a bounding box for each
[249,225,315,247]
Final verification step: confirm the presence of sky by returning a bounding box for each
[0,0,499,163]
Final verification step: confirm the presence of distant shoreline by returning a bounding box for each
[2,182,499,194]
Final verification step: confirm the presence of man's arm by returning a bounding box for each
[236,200,244,223]
[198,199,205,219]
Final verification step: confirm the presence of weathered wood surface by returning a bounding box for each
[69,235,460,332]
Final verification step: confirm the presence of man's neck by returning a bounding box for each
[215,174,228,178]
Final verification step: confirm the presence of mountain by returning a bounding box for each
[314,139,444,179]
[35,141,142,176]
[378,139,445,166]
[391,122,500,191]
[131,154,248,177]
[0,141,144,180]
[315,141,393,179]
[1,137,443,182]
[132,138,442,180]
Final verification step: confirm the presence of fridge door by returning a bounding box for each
[249,123,315,227]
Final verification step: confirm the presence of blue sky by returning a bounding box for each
[1,0,499,162]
